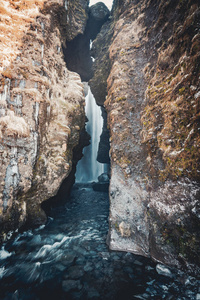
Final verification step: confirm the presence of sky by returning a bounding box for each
[89,0,113,10]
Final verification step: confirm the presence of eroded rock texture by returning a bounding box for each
[89,20,113,105]
[63,2,110,81]
[0,0,87,242]
[65,0,89,42]
[93,0,200,272]
[89,19,113,166]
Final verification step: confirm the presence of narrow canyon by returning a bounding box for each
[0,0,200,298]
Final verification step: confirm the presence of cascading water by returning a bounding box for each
[76,84,106,182]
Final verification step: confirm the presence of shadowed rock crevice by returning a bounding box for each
[63,2,110,81]
[62,2,111,186]
[41,128,90,214]
[89,20,113,106]
[42,4,111,213]
[97,107,110,164]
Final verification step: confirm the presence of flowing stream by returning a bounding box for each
[0,184,199,299]
[0,91,199,299]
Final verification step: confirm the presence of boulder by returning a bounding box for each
[63,2,110,81]
[92,182,109,192]
[89,2,110,22]
[98,173,110,183]
[62,280,82,292]
[88,2,110,40]
[156,264,173,278]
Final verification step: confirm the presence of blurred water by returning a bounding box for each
[76,86,106,183]
[0,184,199,300]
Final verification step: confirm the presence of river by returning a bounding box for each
[0,183,199,299]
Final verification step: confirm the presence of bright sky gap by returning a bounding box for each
[89,0,113,10]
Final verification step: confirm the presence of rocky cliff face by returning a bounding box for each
[92,0,200,272]
[63,2,110,82]
[0,0,88,242]
[1,0,200,274]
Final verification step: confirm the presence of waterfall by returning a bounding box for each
[76,84,106,183]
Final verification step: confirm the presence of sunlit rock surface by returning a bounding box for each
[92,0,200,272]
[0,0,86,242]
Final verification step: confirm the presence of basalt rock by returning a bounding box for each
[92,182,109,193]
[88,2,110,40]
[65,0,89,42]
[98,173,110,183]
[89,20,113,106]
[97,107,110,164]
[0,0,88,242]
[92,173,109,192]
[63,30,93,81]
[63,2,110,82]
[89,20,113,166]
[92,0,200,272]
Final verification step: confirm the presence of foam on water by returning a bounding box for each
[0,186,199,299]
[0,247,12,260]
[34,236,68,258]
[0,267,5,279]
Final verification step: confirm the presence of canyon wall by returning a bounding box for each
[0,0,88,242]
[92,0,200,272]
[1,0,200,274]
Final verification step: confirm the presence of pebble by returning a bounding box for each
[112,254,120,260]
[134,293,150,299]
[89,250,97,256]
[123,266,134,274]
[55,234,65,241]
[55,263,66,272]
[84,262,94,272]
[145,265,154,271]
[87,288,100,299]
[66,266,84,279]
[62,280,82,292]
[134,259,143,266]
[99,252,110,260]
[156,264,173,278]
[147,279,155,285]
[75,256,86,265]
[161,285,169,292]
[124,252,134,261]
[62,254,76,266]
[0,184,199,300]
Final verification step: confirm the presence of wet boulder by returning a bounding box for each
[98,173,110,183]
[92,172,109,192]
[62,279,82,292]
[156,264,173,278]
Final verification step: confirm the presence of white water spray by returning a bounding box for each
[76,85,105,182]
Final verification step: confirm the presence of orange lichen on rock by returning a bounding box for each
[141,1,200,181]
[0,0,87,244]
[0,0,45,72]
[0,110,30,138]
